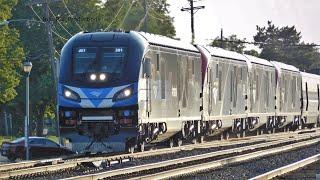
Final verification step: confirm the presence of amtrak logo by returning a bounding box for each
[90,91,102,98]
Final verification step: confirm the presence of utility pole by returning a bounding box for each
[26,0,60,84]
[26,0,61,143]
[143,0,148,32]
[181,0,205,43]
[220,28,223,48]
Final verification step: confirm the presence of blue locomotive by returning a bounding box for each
[58,31,202,152]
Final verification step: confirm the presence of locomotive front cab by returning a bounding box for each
[58,32,146,152]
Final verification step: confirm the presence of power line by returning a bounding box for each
[47,5,73,37]
[215,39,320,47]
[135,1,149,31]
[61,0,84,31]
[104,0,126,31]
[29,5,68,42]
[143,0,147,32]
[119,0,134,29]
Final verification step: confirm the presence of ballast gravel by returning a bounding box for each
[182,142,320,180]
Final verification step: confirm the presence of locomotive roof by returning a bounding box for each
[243,54,274,67]
[271,61,300,72]
[203,46,248,62]
[301,72,320,79]
[137,32,199,52]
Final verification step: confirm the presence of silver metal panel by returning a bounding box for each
[138,44,202,133]
[301,72,320,123]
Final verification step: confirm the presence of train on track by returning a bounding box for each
[58,31,320,153]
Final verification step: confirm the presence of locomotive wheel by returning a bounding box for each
[236,133,241,138]
[169,139,174,148]
[198,136,204,143]
[256,129,261,136]
[128,146,135,153]
[139,142,145,152]
[177,139,183,147]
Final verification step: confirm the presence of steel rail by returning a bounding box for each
[0,129,318,179]
[0,137,265,179]
[64,135,320,180]
[0,128,314,173]
[0,158,62,172]
[249,154,320,180]
[129,139,320,180]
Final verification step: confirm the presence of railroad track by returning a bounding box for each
[63,134,320,180]
[0,129,319,179]
[250,154,320,180]
[0,130,296,172]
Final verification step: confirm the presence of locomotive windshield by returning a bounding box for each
[73,47,127,85]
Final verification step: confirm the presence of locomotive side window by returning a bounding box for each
[256,74,259,101]
[161,57,166,99]
[230,66,233,102]
[156,54,160,71]
[143,58,151,78]
[216,64,219,78]
[292,77,296,107]
[233,66,237,108]
[265,71,269,107]
[192,59,195,75]
[317,84,320,111]
[306,82,308,111]
[219,71,222,101]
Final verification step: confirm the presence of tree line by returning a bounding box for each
[210,21,320,72]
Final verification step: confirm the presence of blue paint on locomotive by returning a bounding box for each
[58,82,138,108]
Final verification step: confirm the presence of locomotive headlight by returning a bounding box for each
[63,87,80,102]
[124,89,131,97]
[113,85,133,102]
[99,73,106,81]
[90,73,97,81]
[64,90,72,97]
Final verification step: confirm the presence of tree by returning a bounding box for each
[254,21,320,71]
[101,0,176,37]
[0,0,24,104]
[0,0,25,136]
[210,34,246,53]
[244,49,259,57]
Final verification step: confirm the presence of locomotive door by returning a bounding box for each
[177,55,181,117]
[207,66,212,115]
[143,58,152,117]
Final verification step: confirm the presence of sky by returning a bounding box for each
[167,0,320,49]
